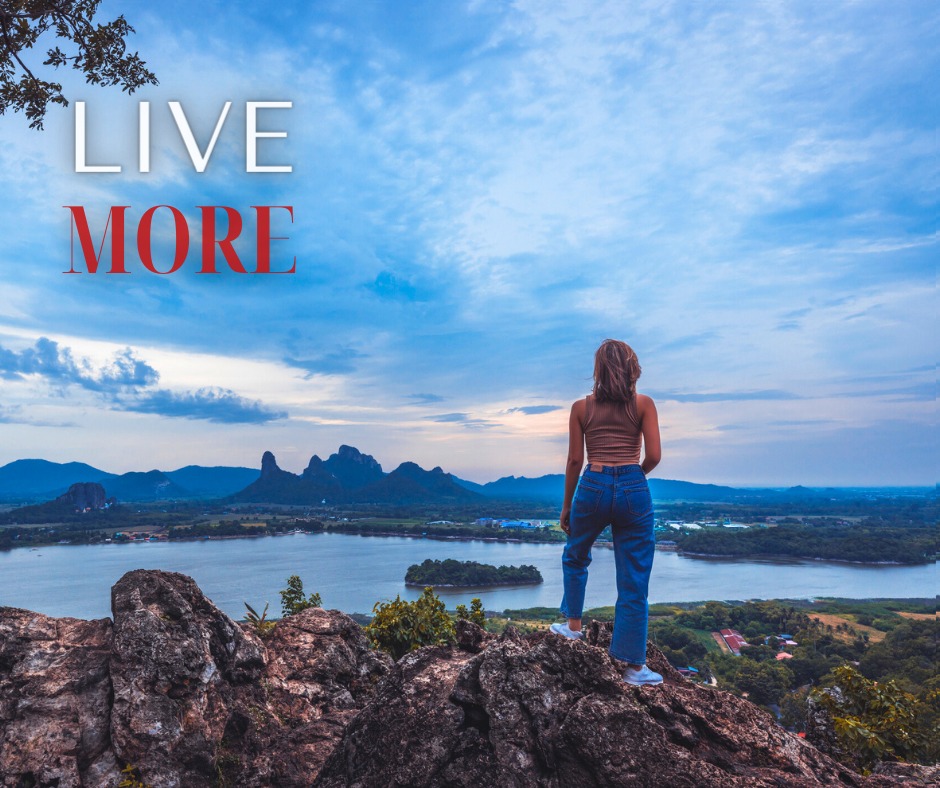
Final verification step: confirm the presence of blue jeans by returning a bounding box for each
[560,464,655,664]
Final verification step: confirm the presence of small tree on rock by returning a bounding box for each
[280,574,322,618]
[455,597,486,628]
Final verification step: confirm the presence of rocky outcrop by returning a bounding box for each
[0,572,928,787]
[58,481,110,511]
[315,622,887,788]
[108,570,267,787]
[0,609,117,787]
[321,445,384,489]
[0,570,392,788]
[259,451,286,481]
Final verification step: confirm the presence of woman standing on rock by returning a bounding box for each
[550,339,663,686]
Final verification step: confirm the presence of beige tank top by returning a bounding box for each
[583,394,642,465]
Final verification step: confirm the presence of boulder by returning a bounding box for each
[315,625,882,787]
[0,608,118,787]
[107,569,392,788]
[109,569,267,788]
[0,573,922,787]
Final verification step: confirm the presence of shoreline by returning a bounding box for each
[5,529,933,567]
[676,550,926,567]
[404,581,543,588]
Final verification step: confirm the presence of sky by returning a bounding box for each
[0,0,936,487]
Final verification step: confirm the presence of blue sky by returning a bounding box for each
[0,0,935,486]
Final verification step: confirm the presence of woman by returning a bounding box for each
[550,339,662,686]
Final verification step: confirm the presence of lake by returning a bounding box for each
[0,533,934,620]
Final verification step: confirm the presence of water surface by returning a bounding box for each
[0,533,934,620]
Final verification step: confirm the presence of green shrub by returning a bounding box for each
[812,664,932,771]
[456,597,486,627]
[280,574,322,617]
[368,586,455,660]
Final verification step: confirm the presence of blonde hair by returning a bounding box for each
[593,339,641,403]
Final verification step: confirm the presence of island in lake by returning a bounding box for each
[405,558,543,587]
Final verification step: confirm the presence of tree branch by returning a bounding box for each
[0,15,40,84]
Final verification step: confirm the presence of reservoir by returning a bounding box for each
[0,532,935,621]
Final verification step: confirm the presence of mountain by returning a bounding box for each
[232,449,483,505]
[105,471,192,502]
[0,459,111,500]
[0,459,255,503]
[165,465,259,498]
[320,444,385,489]
[233,451,344,504]
[356,462,482,505]
[466,474,754,503]
[3,482,117,524]
[450,476,486,495]
[479,474,563,501]
[649,478,747,501]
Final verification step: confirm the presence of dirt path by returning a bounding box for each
[809,613,886,643]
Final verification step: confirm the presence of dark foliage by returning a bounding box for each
[675,521,938,564]
[405,558,542,587]
[0,0,157,129]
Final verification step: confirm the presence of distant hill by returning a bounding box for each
[356,463,481,505]
[0,459,111,501]
[2,482,119,524]
[165,466,259,498]
[4,452,931,507]
[455,473,748,503]
[105,471,192,502]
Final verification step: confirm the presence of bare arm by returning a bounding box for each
[637,394,661,475]
[560,400,585,534]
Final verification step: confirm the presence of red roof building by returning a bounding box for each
[719,629,749,656]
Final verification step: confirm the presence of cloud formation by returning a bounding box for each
[0,2,934,483]
[0,338,286,425]
[506,405,562,415]
[120,387,286,424]
[0,338,158,392]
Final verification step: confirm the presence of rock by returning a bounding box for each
[315,628,877,787]
[107,570,392,788]
[805,688,848,764]
[57,481,108,511]
[0,608,119,787]
[871,762,940,785]
[109,569,267,788]
[0,570,392,788]
[0,575,921,787]
[455,619,491,654]
[244,606,392,785]
[259,451,285,480]
[321,445,384,489]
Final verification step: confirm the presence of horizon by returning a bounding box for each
[0,2,936,487]
[1,452,936,492]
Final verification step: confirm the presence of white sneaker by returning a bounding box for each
[623,664,663,685]
[550,622,583,640]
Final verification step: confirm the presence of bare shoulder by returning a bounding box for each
[635,393,657,414]
[570,398,587,419]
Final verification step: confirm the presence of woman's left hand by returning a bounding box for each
[560,507,571,535]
